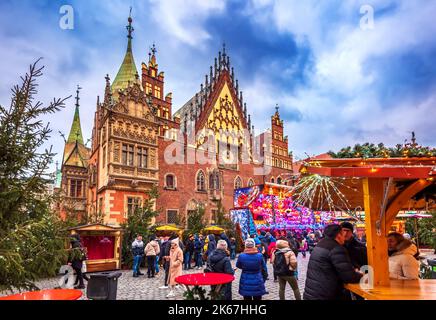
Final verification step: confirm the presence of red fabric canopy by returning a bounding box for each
[176,273,235,286]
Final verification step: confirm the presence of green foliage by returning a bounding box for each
[328,142,436,159]
[186,203,207,235]
[405,211,436,250]
[0,60,70,292]
[120,186,160,268]
[215,200,236,239]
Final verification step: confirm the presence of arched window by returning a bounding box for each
[271,177,275,183]
[165,174,176,189]
[196,170,206,192]
[209,170,221,190]
[234,176,242,190]
[248,179,255,187]
[277,177,282,185]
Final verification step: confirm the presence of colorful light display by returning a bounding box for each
[231,184,335,235]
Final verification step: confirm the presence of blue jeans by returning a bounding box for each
[194,252,203,267]
[184,252,192,269]
[155,256,159,273]
[230,249,236,260]
[133,255,142,275]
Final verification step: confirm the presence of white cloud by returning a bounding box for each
[148,0,226,47]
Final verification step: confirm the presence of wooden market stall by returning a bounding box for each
[68,223,123,273]
[302,157,436,300]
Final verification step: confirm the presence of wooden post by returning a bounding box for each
[363,178,390,286]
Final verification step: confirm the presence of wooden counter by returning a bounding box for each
[345,280,436,300]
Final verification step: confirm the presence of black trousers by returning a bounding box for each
[73,267,84,287]
[164,261,170,286]
[147,255,156,277]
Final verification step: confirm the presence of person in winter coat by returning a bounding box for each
[68,234,88,289]
[236,238,267,300]
[300,238,308,258]
[303,224,363,300]
[387,232,420,280]
[268,240,278,282]
[167,239,184,298]
[229,238,237,260]
[341,222,368,269]
[194,234,204,268]
[132,235,145,277]
[286,231,300,257]
[206,234,217,258]
[159,233,178,289]
[183,234,195,270]
[144,235,160,278]
[272,240,301,300]
[207,240,235,300]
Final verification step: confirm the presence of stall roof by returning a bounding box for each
[68,223,123,232]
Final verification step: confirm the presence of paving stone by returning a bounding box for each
[1,254,310,300]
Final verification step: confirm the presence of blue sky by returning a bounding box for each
[1,0,435,168]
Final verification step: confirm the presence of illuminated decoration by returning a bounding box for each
[292,174,357,213]
[234,185,263,207]
[231,183,335,234]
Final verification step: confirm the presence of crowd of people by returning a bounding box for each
[67,222,422,300]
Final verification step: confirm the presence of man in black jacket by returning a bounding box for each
[303,224,363,300]
[341,222,368,269]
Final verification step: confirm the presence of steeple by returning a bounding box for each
[111,9,139,94]
[149,43,158,68]
[67,85,84,145]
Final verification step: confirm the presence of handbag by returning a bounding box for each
[81,261,87,274]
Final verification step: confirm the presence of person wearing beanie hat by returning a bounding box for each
[206,240,234,300]
[303,224,363,300]
[245,238,255,248]
[236,238,267,300]
[341,222,368,269]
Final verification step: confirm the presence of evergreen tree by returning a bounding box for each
[120,186,159,268]
[187,203,207,235]
[0,59,70,292]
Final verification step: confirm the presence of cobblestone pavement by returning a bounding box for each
[0,254,310,300]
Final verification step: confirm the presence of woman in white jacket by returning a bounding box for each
[387,233,420,280]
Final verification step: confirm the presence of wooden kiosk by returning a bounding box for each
[302,157,436,300]
[69,224,123,273]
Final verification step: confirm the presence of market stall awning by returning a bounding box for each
[203,226,225,233]
[155,225,181,232]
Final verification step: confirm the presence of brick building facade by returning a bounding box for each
[60,15,294,226]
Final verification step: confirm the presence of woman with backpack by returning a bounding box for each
[272,240,301,300]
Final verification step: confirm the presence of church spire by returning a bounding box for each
[111,9,139,94]
[67,85,84,145]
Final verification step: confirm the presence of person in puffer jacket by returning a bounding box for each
[303,224,362,300]
[208,240,235,300]
[206,234,217,258]
[388,232,420,280]
[144,235,160,278]
[131,235,145,277]
[236,238,267,300]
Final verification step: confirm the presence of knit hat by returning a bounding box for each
[245,238,255,248]
[217,240,228,250]
[324,224,342,239]
[340,222,354,231]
